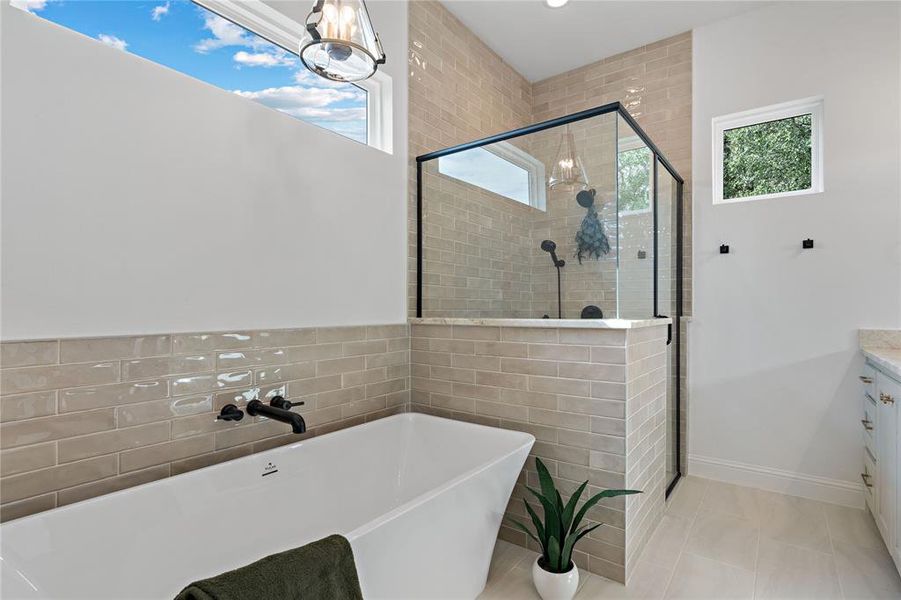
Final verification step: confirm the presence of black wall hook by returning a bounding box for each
[802,238,814,249]
[720,244,730,254]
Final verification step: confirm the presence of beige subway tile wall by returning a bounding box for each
[408,0,535,317]
[0,325,409,521]
[408,2,692,321]
[622,326,668,578]
[531,31,692,318]
[419,166,536,317]
[409,321,668,583]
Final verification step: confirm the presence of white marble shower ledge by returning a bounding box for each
[409,317,671,329]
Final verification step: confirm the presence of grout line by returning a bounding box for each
[823,505,848,600]
[659,478,704,598]
[751,521,761,598]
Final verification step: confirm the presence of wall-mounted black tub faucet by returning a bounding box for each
[246,396,306,434]
[541,240,565,319]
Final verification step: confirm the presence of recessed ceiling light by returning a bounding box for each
[546,0,569,7]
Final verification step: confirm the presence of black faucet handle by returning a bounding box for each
[217,404,244,422]
[269,396,304,410]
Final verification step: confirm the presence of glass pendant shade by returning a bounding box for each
[548,127,589,192]
[300,0,386,82]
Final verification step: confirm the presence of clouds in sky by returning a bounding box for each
[194,12,295,71]
[232,85,360,113]
[15,0,366,142]
[10,0,47,13]
[151,2,170,21]
[97,34,128,51]
[193,12,261,53]
[233,50,296,68]
[233,86,367,141]
[293,106,367,123]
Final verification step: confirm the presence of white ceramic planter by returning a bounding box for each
[532,557,579,600]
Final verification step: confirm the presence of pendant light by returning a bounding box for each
[548,125,589,191]
[300,0,386,82]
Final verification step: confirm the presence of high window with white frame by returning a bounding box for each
[712,97,823,204]
[437,143,547,211]
[11,0,392,152]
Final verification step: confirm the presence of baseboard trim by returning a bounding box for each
[688,454,864,508]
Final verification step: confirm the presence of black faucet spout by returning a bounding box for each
[246,399,306,434]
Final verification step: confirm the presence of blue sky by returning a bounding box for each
[13,0,367,142]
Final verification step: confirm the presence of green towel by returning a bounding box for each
[175,534,364,600]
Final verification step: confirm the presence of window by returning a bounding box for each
[713,97,823,204]
[11,0,385,146]
[617,142,652,214]
[437,143,547,210]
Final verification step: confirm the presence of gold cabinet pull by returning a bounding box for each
[880,392,895,405]
[859,376,874,384]
[861,418,874,431]
[861,472,873,488]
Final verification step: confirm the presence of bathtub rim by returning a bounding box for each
[0,413,534,535]
[345,416,534,540]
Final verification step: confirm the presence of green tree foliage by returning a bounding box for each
[723,114,812,199]
[617,147,651,212]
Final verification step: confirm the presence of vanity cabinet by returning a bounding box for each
[876,373,897,550]
[861,359,901,573]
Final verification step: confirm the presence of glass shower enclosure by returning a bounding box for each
[415,102,684,494]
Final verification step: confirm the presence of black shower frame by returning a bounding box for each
[415,101,685,497]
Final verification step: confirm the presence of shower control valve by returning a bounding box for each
[270,396,304,410]
[217,404,245,422]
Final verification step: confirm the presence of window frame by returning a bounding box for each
[437,142,547,211]
[194,0,393,153]
[712,96,824,205]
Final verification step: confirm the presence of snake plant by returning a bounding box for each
[509,457,641,574]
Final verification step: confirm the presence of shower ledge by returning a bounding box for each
[409,317,670,329]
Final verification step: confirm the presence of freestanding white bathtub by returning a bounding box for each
[0,413,533,600]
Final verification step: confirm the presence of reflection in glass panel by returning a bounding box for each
[618,146,652,214]
[615,114,654,320]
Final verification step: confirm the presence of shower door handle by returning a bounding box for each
[655,315,672,345]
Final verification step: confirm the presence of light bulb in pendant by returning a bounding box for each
[548,125,589,192]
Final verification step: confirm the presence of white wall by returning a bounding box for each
[690,1,901,503]
[0,0,408,340]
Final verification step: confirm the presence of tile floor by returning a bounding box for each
[478,476,901,599]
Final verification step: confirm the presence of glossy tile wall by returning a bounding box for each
[408,0,534,317]
[0,325,409,521]
[531,33,693,305]
[419,166,536,317]
[409,4,692,322]
[409,320,668,583]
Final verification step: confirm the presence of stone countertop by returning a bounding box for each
[409,317,672,330]
[862,347,901,381]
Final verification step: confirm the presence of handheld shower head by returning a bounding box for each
[540,240,564,267]
[541,239,565,319]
